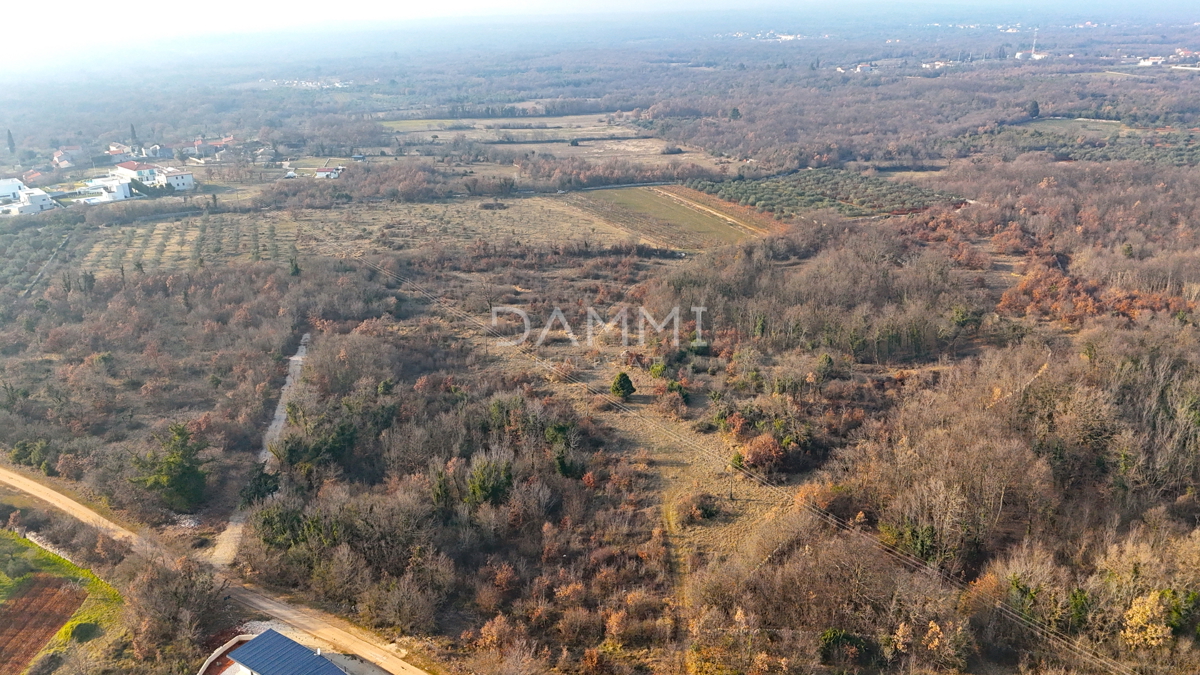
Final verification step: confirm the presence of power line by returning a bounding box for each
[327,245,1134,675]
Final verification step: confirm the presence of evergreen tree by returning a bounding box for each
[5,130,13,155]
[130,123,138,144]
[132,424,209,512]
[1027,100,1041,118]
[611,372,636,401]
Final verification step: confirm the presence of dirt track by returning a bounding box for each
[0,464,428,675]
[208,333,310,568]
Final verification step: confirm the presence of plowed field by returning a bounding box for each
[0,574,86,675]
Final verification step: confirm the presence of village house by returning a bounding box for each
[196,629,346,675]
[80,176,133,204]
[0,178,24,201]
[52,145,85,169]
[0,182,56,216]
[142,144,174,158]
[113,161,160,183]
[160,168,195,190]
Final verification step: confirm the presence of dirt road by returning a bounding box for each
[227,587,427,675]
[0,468,141,545]
[208,333,310,568]
[0,463,428,675]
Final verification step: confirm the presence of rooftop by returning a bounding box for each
[115,161,159,171]
[227,629,345,675]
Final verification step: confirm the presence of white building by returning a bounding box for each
[0,178,25,201]
[113,161,159,183]
[81,176,133,204]
[0,188,56,216]
[1139,57,1167,67]
[160,169,194,191]
[313,167,343,178]
[111,161,195,190]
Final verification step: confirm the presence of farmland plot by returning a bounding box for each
[0,574,86,675]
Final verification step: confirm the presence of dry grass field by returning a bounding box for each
[507,137,721,168]
[570,186,768,248]
[77,184,776,279]
[383,113,638,143]
[294,196,636,256]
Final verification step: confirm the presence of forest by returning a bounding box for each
[4,9,1200,675]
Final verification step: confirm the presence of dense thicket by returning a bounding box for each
[235,286,675,664]
[0,259,396,520]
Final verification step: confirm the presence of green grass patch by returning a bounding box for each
[586,188,749,244]
[0,530,123,652]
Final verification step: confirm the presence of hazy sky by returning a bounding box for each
[14,0,734,60]
[6,0,1198,75]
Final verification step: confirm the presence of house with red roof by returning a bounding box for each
[114,161,160,183]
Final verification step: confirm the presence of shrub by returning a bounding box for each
[675,492,720,525]
[467,453,514,506]
[742,434,783,469]
[611,372,636,401]
[654,391,687,419]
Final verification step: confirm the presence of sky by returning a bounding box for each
[14,0,739,58]
[6,0,1199,75]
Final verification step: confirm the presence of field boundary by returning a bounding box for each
[0,531,122,672]
[650,186,777,237]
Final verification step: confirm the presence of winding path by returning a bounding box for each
[0,333,429,675]
[208,333,309,567]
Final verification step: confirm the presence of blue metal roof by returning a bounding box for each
[228,629,346,675]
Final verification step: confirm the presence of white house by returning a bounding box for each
[0,178,25,201]
[0,188,56,216]
[160,169,195,191]
[113,161,160,183]
[1139,57,1167,67]
[81,176,133,204]
[143,144,173,158]
[313,167,343,179]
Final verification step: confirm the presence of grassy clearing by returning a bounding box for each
[581,187,751,246]
[296,196,631,257]
[385,113,617,131]
[0,531,122,658]
[385,114,640,144]
[1025,117,1128,135]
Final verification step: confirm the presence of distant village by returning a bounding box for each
[0,136,214,217]
[0,125,360,217]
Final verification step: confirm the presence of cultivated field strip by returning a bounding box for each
[568,192,716,248]
[0,574,87,675]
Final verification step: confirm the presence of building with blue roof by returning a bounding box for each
[225,629,347,675]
